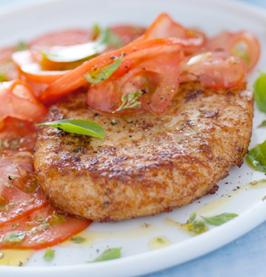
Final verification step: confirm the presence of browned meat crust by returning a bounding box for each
[34,84,253,221]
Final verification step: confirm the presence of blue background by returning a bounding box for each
[0,0,265,276]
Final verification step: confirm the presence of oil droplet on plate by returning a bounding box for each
[248,179,266,189]
[0,250,33,266]
[149,236,171,250]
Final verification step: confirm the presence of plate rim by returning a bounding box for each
[0,0,266,275]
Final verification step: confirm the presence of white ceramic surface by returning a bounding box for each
[1,0,266,276]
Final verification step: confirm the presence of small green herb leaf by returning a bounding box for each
[38,119,105,139]
[181,213,208,235]
[43,249,55,262]
[99,27,123,48]
[0,72,8,82]
[115,91,143,112]
[15,41,28,52]
[254,72,266,113]
[93,248,121,262]
[3,231,25,243]
[202,213,238,226]
[71,236,86,244]
[246,140,266,172]
[258,120,266,128]
[85,58,122,84]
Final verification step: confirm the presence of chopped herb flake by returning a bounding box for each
[181,213,208,235]
[0,72,8,82]
[15,41,28,51]
[3,231,25,243]
[43,249,55,262]
[202,213,238,226]
[115,91,143,112]
[93,248,121,262]
[85,57,122,85]
[71,236,86,244]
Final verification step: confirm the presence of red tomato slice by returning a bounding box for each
[41,38,182,103]
[0,206,90,249]
[181,52,247,89]
[207,31,260,71]
[0,118,36,151]
[141,13,206,54]
[111,25,145,45]
[0,46,18,81]
[0,80,47,123]
[30,29,92,50]
[87,40,183,114]
[0,152,47,226]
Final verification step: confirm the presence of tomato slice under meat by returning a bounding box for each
[0,152,47,226]
[0,206,90,249]
[0,80,47,123]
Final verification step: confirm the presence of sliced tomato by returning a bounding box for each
[111,25,145,45]
[30,29,92,50]
[0,80,47,123]
[0,46,18,81]
[0,118,36,151]
[0,206,90,249]
[207,31,260,71]
[181,52,247,89]
[41,38,183,103]
[88,40,183,114]
[0,151,47,226]
[141,13,206,54]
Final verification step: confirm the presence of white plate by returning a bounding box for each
[1,0,266,276]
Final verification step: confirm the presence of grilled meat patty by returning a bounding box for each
[34,84,253,221]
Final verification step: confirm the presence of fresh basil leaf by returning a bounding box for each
[38,119,105,139]
[43,249,55,262]
[0,72,8,82]
[246,140,266,172]
[254,72,266,113]
[99,27,123,48]
[181,213,208,235]
[115,91,143,112]
[3,231,25,243]
[71,236,86,244]
[258,120,266,128]
[93,248,121,262]
[85,57,122,84]
[15,41,28,51]
[202,213,238,226]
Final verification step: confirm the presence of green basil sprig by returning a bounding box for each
[246,140,266,172]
